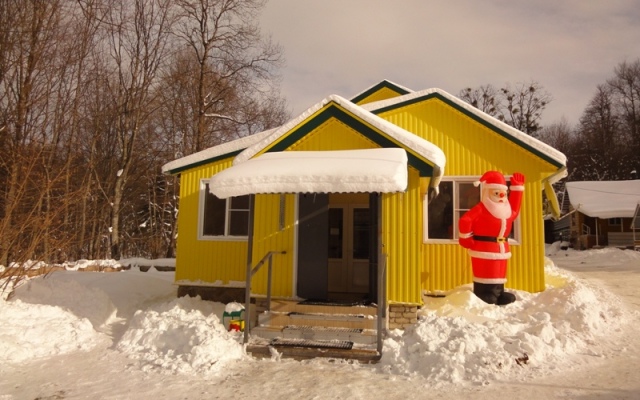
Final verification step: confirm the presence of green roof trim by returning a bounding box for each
[164,150,242,175]
[350,80,412,104]
[266,104,435,177]
[371,92,565,169]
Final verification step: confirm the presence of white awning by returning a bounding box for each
[209,148,408,198]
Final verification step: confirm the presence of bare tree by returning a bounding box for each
[459,84,500,117]
[173,0,286,153]
[608,59,640,142]
[0,0,288,269]
[0,0,64,266]
[570,85,629,180]
[497,81,552,137]
[460,80,552,137]
[607,59,640,176]
[538,117,575,155]
[99,0,174,259]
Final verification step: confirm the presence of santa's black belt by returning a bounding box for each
[473,235,508,243]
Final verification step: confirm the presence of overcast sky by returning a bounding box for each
[260,0,640,127]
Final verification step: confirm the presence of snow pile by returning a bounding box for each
[379,259,628,387]
[14,275,117,329]
[0,299,99,363]
[116,295,248,375]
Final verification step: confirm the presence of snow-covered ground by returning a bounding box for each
[1,244,640,399]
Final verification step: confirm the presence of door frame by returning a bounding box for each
[294,192,380,303]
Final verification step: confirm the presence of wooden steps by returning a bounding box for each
[246,299,381,363]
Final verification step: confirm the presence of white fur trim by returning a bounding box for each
[483,183,508,191]
[473,277,507,284]
[468,249,512,260]
[510,185,524,191]
[459,231,473,239]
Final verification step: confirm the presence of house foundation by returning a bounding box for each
[387,303,419,330]
[177,285,246,304]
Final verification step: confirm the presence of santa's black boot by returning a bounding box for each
[496,284,516,305]
[473,282,501,304]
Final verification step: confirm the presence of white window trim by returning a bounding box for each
[198,179,248,242]
[423,175,521,245]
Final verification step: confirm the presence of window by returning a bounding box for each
[200,180,250,239]
[425,177,520,242]
[609,218,622,226]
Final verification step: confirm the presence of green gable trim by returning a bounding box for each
[266,104,435,177]
[371,92,565,169]
[351,81,411,104]
[165,150,242,175]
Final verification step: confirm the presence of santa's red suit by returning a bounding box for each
[458,171,525,305]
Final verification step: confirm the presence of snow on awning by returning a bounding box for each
[208,148,408,198]
[566,180,640,219]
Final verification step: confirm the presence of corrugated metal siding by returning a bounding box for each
[354,87,406,105]
[250,193,296,297]
[508,180,546,293]
[175,158,248,284]
[286,118,377,151]
[383,168,423,305]
[378,99,555,293]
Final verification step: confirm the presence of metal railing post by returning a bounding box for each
[243,195,255,345]
[243,249,286,344]
[267,255,273,312]
[377,254,387,355]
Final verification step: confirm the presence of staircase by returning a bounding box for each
[246,299,381,363]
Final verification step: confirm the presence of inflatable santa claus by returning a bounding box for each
[458,170,525,305]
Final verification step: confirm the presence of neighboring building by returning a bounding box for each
[162,80,567,333]
[565,180,640,250]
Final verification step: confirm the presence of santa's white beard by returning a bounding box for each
[482,198,512,219]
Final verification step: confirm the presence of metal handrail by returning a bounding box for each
[244,250,286,344]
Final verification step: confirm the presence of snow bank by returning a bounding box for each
[116,295,248,375]
[378,260,629,387]
[14,275,117,328]
[0,299,99,363]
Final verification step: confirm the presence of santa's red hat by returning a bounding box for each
[474,170,507,191]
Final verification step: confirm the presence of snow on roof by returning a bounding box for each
[234,95,446,183]
[361,87,568,171]
[161,128,277,175]
[208,148,408,198]
[566,180,640,218]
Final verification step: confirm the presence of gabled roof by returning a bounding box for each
[161,128,277,175]
[566,180,640,218]
[350,79,413,105]
[362,88,568,171]
[235,95,446,184]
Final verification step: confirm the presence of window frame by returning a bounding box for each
[423,175,521,244]
[198,179,250,241]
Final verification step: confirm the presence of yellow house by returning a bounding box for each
[162,80,566,343]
